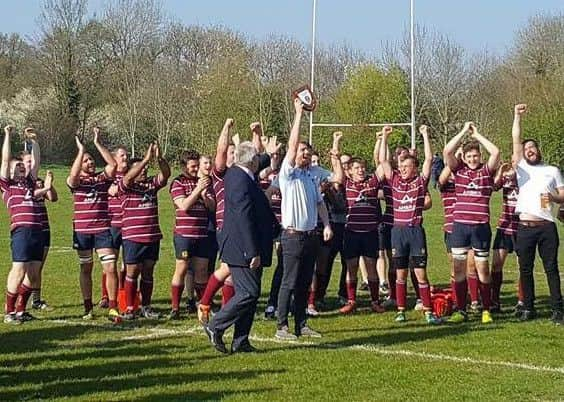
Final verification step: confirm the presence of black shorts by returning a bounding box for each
[391,226,427,258]
[443,232,453,253]
[378,223,392,251]
[206,231,219,260]
[342,230,379,260]
[123,239,160,264]
[173,234,209,260]
[492,229,515,253]
[11,227,44,262]
[451,222,492,251]
[41,230,51,248]
[110,226,123,250]
[73,230,113,251]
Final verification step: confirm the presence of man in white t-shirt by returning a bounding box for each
[512,104,564,325]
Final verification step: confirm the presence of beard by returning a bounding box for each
[525,153,542,165]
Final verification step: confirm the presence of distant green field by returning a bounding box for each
[0,166,562,401]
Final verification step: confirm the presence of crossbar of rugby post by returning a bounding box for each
[310,123,412,128]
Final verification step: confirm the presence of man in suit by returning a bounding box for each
[204,141,277,353]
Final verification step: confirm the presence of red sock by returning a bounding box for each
[396,279,407,310]
[171,284,184,311]
[101,272,108,299]
[125,276,137,310]
[109,299,117,309]
[308,288,316,306]
[16,284,33,313]
[119,270,126,290]
[454,279,468,311]
[200,275,224,306]
[410,270,420,299]
[491,271,503,304]
[468,275,479,304]
[517,276,524,302]
[221,283,235,305]
[84,298,93,313]
[346,281,357,303]
[419,282,432,310]
[479,280,491,310]
[388,269,397,300]
[368,280,380,303]
[140,278,153,306]
[5,291,18,314]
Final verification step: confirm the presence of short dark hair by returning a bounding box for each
[298,141,312,150]
[400,154,419,167]
[349,157,366,167]
[180,150,200,166]
[462,141,481,155]
[311,151,320,157]
[522,138,539,147]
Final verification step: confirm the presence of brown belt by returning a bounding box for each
[519,220,551,228]
[284,228,319,236]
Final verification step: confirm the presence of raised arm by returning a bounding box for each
[420,125,433,179]
[285,98,304,167]
[512,104,527,164]
[373,130,382,167]
[250,122,264,154]
[438,166,452,187]
[493,162,510,189]
[67,136,86,188]
[93,127,116,178]
[25,128,40,179]
[1,125,13,179]
[378,125,393,180]
[330,131,345,184]
[470,124,500,172]
[174,176,210,212]
[444,122,470,170]
[154,142,171,185]
[215,118,234,172]
[123,144,152,188]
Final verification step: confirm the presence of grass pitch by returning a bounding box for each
[0,166,563,401]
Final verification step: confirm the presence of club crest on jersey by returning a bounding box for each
[464,180,482,196]
[398,194,416,211]
[141,193,155,206]
[85,188,98,202]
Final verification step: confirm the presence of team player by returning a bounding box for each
[2,125,44,324]
[380,125,442,324]
[119,142,170,320]
[100,145,129,307]
[490,161,519,312]
[67,127,118,321]
[332,131,384,314]
[169,150,215,319]
[443,122,500,324]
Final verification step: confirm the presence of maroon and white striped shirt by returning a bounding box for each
[381,179,394,226]
[345,176,381,232]
[170,174,214,238]
[211,167,226,231]
[70,172,112,234]
[439,178,456,233]
[391,171,427,226]
[453,164,493,225]
[495,174,519,235]
[260,169,282,223]
[119,176,165,243]
[108,171,125,228]
[0,176,43,231]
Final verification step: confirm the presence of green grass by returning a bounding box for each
[0,166,563,401]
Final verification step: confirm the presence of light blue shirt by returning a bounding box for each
[277,158,330,231]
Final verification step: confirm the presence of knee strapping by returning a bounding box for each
[79,255,93,264]
[473,249,489,262]
[451,248,469,261]
[409,256,427,269]
[100,254,117,264]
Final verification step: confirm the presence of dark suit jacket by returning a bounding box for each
[219,165,277,267]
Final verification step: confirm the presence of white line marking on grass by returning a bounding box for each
[49,319,564,375]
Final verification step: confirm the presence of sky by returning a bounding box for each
[1,0,563,57]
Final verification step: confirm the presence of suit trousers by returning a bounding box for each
[209,265,263,348]
[277,230,320,333]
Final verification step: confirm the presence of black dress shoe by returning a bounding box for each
[518,309,537,321]
[550,310,563,325]
[231,342,257,353]
[203,324,228,354]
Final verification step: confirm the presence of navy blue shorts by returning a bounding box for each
[173,234,209,260]
[444,232,453,253]
[492,229,515,253]
[378,223,392,251]
[123,239,160,264]
[41,230,51,248]
[110,226,123,250]
[391,226,427,258]
[451,222,491,251]
[343,230,379,260]
[73,230,113,251]
[11,227,44,262]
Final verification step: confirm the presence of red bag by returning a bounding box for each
[431,287,454,318]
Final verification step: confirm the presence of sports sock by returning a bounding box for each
[101,272,108,300]
[171,284,184,311]
[368,280,380,303]
[491,271,503,304]
[125,276,137,310]
[16,284,33,313]
[346,281,357,303]
[200,274,224,306]
[479,280,491,310]
[454,279,468,311]
[468,274,479,304]
[221,283,235,305]
[419,282,432,310]
[140,278,153,306]
[5,291,18,314]
[396,279,407,310]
